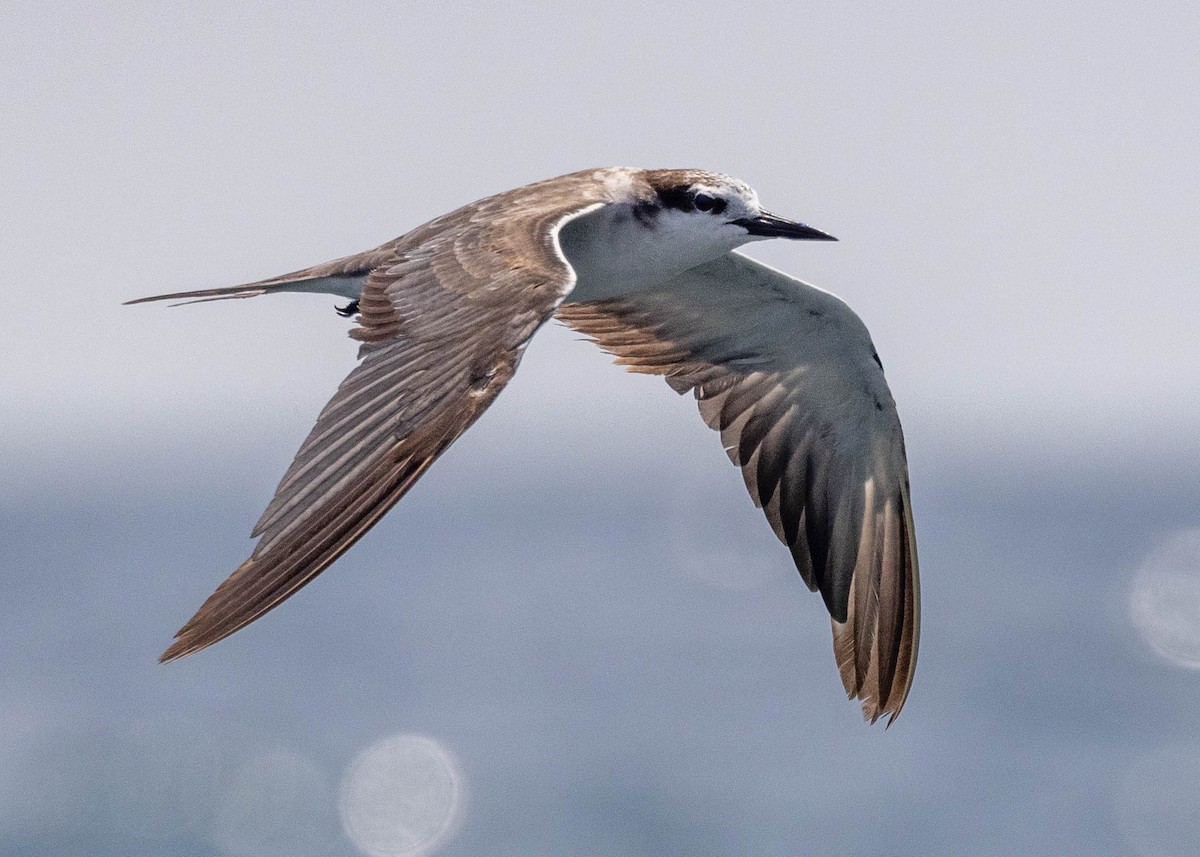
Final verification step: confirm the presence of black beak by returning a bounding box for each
[733,211,837,241]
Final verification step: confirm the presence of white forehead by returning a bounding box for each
[599,168,639,199]
[693,174,760,207]
[600,168,763,216]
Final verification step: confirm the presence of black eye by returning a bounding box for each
[692,192,719,212]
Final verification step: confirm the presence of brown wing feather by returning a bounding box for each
[556,253,919,723]
[161,172,615,660]
[161,344,517,661]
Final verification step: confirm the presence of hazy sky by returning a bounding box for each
[2,3,1199,856]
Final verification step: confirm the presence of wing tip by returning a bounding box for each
[157,554,265,664]
[158,638,195,663]
[158,614,225,663]
[159,613,218,662]
[859,692,908,727]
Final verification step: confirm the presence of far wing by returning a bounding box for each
[160,183,610,661]
[557,252,919,723]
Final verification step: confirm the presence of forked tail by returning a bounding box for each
[124,253,381,307]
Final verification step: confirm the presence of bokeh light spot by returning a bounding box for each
[338,734,463,857]
[1130,529,1200,669]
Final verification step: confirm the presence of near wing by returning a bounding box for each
[160,189,608,661]
[557,252,919,723]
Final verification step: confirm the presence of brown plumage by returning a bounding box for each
[131,167,919,723]
[157,171,612,660]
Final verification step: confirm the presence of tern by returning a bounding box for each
[129,167,919,723]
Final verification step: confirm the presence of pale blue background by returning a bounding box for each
[2,3,1199,855]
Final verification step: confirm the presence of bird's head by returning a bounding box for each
[636,169,837,249]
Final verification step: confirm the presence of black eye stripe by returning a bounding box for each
[654,185,728,215]
[655,185,695,211]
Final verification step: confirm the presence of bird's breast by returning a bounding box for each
[558,203,732,302]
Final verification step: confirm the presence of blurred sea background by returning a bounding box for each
[2,3,1198,855]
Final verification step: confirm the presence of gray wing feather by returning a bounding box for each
[557,251,919,723]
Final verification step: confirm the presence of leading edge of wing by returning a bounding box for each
[160,197,611,661]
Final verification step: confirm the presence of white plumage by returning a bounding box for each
[128,167,919,723]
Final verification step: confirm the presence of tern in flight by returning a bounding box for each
[130,168,919,723]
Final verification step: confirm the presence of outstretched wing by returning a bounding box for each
[557,251,919,723]
[160,178,611,661]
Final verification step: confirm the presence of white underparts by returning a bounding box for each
[559,203,751,302]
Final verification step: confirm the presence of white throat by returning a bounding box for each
[559,203,746,302]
